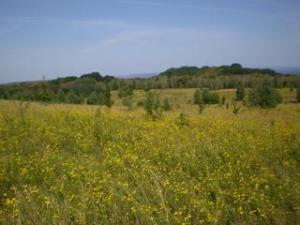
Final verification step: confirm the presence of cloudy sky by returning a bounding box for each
[0,0,299,83]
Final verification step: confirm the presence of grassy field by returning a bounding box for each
[0,89,300,225]
[111,88,298,108]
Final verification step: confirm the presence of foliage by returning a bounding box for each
[236,81,245,100]
[87,92,101,105]
[104,88,113,107]
[193,89,204,105]
[162,98,172,111]
[194,89,205,113]
[248,81,282,108]
[194,89,220,105]
[159,63,278,78]
[118,85,133,98]
[66,90,82,104]
[143,91,162,119]
[202,89,220,104]
[122,96,133,110]
[80,72,103,81]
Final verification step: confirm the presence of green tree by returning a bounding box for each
[143,92,162,120]
[87,92,100,105]
[248,81,282,108]
[104,88,113,107]
[193,89,203,105]
[66,90,82,104]
[236,82,245,100]
[193,89,206,113]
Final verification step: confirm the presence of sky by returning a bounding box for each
[0,0,300,83]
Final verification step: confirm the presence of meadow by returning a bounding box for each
[0,88,299,225]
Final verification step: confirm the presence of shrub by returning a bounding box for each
[66,90,82,104]
[194,89,220,105]
[118,85,133,98]
[87,92,100,105]
[203,89,220,104]
[122,96,133,110]
[248,81,282,108]
[162,98,171,111]
[104,89,113,107]
[193,89,203,105]
[143,92,162,119]
[236,82,245,100]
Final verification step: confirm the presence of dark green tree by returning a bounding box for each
[104,88,113,107]
[236,82,245,100]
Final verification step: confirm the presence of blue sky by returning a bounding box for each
[0,0,299,83]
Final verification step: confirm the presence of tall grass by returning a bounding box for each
[0,100,299,224]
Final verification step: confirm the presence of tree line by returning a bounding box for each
[0,64,300,106]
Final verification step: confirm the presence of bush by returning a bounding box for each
[162,98,171,111]
[118,85,133,98]
[193,89,204,105]
[104,89,113,107]
[194,89,220,105]
[87,92,100,105]
[143,92,162,119]
[202,89,220,104]
[248,81,282,108]
[236,82,245,100]
[122,96,133,110]
[66,90,82,104]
